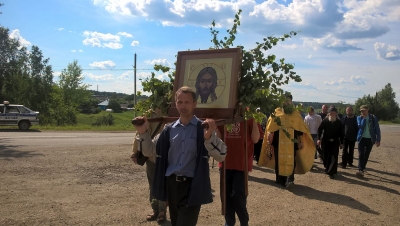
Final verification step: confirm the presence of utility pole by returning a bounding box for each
[134,53,137,117]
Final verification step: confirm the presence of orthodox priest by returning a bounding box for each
[258,94,315,188]
[317,106,344,179]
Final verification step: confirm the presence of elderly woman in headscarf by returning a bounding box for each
[317,106,344,179]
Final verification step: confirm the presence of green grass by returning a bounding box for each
[37,111,140,131]
[373,118,400,125]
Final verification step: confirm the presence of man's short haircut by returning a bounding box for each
[360,105,369,111]
[309,106,314,112]
[175,86,197,102]
[285,93,293,100]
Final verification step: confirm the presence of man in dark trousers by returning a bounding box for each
[317,106,343,179]
[340,106,358,168]
[356,105,381,177]
[133,86,227,226]
[221,117,261,226]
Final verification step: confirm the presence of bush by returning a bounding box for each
[391,118,400,124]
[92,113,114,126]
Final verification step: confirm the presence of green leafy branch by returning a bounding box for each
[210,10,302,141]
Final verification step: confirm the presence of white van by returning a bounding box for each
[0,101,40,130]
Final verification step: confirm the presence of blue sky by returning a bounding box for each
[2,0,400,104]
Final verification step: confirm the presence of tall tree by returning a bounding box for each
[58,60,90,107]
[48,60,91,125]
[0,26,54,123]
[355,83,399,121]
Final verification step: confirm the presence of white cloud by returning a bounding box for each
[374,42,400,61]
[89,60,117,70]
[9,29,31,47]
[52,71,61,77]
[117,71,134,80]
[303,34,363,53]
[71,49,84,53]
[85,72,115,81]
[144,58,170,66]
[307,54,312,59]
[280,44,297,49]
[324,81,339,86]
[83,31,123,49]
[131,40,139,46]
[349,75,368,85]
[117,31,133,37]
[83,31,120,42]
[83,37,102,47]
[56,28,64,31]
[103,42,123,49]
[324,75,368,86]
[93,0,398,54]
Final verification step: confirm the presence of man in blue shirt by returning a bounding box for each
[356,105,381,177]
[133,86,227,226]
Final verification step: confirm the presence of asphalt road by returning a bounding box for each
[1,124,399,149]
[0,131,135,148]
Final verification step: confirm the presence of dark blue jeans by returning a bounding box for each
[224,169,248,226]
[358,138,373,172]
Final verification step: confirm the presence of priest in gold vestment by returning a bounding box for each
[258,94,315,188]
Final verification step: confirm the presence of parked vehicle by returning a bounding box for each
[0,101,40,130]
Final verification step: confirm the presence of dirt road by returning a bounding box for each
[1,125,399,225]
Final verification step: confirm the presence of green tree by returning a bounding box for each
[58,60,90,107]
[354,83,399,121]
[0,26,54,123]
[210,10,301,118]
[48,85,78,125]
[134,64,174,116]
[108,99,121,113]
[48,60,91,124]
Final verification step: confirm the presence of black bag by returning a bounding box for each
[135,150,148,166]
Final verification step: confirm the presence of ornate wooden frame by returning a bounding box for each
[168,48,242,119]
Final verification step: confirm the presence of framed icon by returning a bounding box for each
[169,48,242,119]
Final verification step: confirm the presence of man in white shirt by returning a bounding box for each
[304,107,322,159]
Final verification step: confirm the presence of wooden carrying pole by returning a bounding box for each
[244,120,248,196]
[221,130,226,215]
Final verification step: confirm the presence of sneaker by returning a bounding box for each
[329,174,335,179]
[356,171,364,177]
[348,163,354,167]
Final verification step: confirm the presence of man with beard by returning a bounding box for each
[258,94,315,188]
[317,106,344,179]
[195,67,218,103]
[132,86,227,226]
[340,106,358,168]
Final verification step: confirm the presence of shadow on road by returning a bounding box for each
[290,184,380,215]
[0,129,41,132]
[0,138,43,160]
[340,171,400,195]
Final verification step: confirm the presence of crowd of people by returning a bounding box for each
[130,87,382,226]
